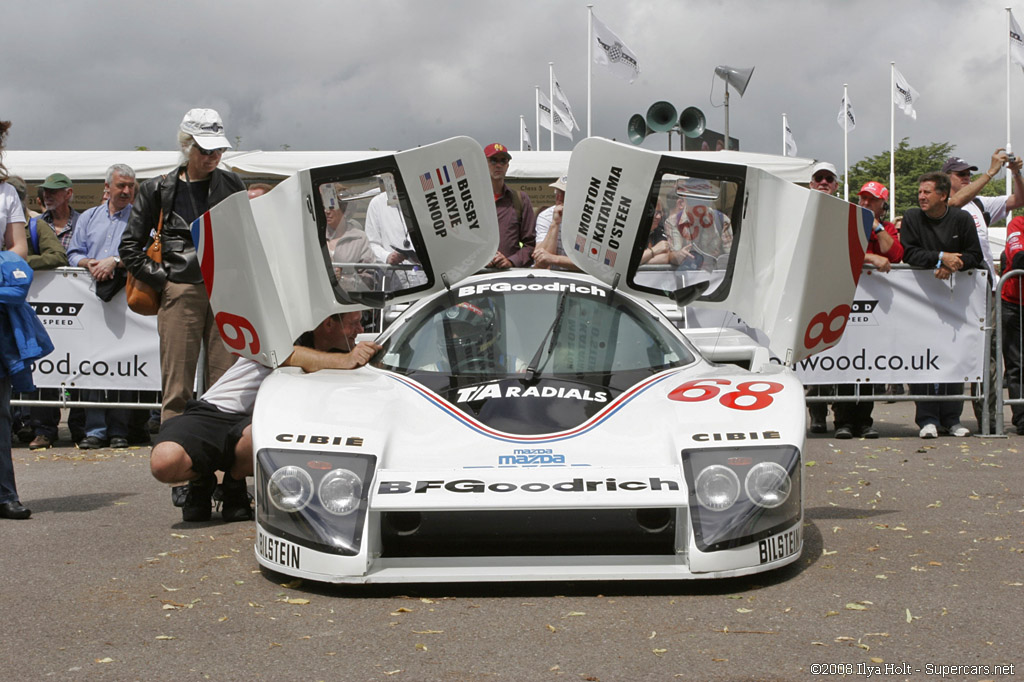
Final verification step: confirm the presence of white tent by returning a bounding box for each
[5,148,817,184]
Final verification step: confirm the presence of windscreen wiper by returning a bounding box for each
[525,289,569,382]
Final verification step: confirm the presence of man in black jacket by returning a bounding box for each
[900,171,983,439]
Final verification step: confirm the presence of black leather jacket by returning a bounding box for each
[120,166,245,288]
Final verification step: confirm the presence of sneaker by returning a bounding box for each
[109,436,129,449]
[171,485,189,508]
[28,434,53,450]
[919,424,938,439]
[859,426,880,439]
[220,475,254,523]
[77,436,108,450]
[809,420,827,434]
[834,426,853,439]
[948,423,971,438]
[182,475,216,522]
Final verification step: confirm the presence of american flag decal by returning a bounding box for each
[421,172,434,191]
[604,249,617,267]
[574,235,586,252]
[453,159,465,179]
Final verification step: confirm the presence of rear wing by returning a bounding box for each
[561,138,871,365]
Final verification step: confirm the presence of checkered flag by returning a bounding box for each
[591,14,641,84]
[893,66,919,120]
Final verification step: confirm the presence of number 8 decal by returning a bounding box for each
[803,304,851,351]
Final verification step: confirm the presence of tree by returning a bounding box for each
[844,138,955,217]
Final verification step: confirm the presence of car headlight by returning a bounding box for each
[267,466,314,512]
[682,445,801,553]
[256,450,376,557]
[694,464,740,511]
[318,469,363,516]
[745,461,791,508]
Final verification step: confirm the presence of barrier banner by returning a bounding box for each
[26,269,161,390]
[795,268,987,385]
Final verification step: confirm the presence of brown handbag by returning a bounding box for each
[125,209,163,316]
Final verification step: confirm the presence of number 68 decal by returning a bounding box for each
[668,379,784,411]
[803,304,851,351]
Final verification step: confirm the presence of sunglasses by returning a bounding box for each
[812,173,836,183]
[196,146,226,156]
[488,156,511,165]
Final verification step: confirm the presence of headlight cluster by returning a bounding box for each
[693,461,791,512]
[683,446,800,553]
[267,466,362,516]
[257,449,376,556]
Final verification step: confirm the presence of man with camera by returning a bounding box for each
[944,151,1024,430]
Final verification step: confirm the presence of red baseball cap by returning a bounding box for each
[858,181,889,201]
[484,143,511,160]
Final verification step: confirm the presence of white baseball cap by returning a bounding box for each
[180,108,232,150]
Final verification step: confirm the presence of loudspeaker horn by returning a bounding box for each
[646,101,678,132]
[713,65,754,96]
[627,113,651,145]
[679,107,706,139]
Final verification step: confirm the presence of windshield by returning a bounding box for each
[375,277,696,378]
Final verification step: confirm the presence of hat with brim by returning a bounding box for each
[484,143,511,160]
[549,175,568,192]
[39,172,72,190]
[941,157,977,174]
[181,108,232,151]
[810,161,839,182]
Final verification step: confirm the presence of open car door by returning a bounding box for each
[193,137,498,367]
[561,137,871,365]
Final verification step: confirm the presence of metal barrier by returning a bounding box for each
[993,268,1024,436]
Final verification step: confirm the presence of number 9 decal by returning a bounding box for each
[803,304,851,351]
[216,312,261,355]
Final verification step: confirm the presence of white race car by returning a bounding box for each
[197,137,870,583]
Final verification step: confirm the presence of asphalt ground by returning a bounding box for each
[1,398,1022,682]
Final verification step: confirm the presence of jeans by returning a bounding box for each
[910,383,964,429]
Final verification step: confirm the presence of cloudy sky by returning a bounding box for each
[4,0,1024,175]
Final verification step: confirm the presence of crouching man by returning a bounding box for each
[150,312,379,522]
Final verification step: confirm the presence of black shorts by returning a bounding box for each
[154,400,252,477]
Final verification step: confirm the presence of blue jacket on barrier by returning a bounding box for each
[0,251,54,391]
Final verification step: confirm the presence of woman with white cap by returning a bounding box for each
[119,111,244,426]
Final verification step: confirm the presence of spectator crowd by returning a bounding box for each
[3,112,1023,523]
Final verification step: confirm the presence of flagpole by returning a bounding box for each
[782,113,787,156]
[549,62,556,151]
[587,4,594,138]
[519,115,525,152]
[843,83,850,201]
[535,86,541,152]
[1008,7,1014,200]
[890,62,896,224]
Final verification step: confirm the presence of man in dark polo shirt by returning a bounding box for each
[484,142,536,268]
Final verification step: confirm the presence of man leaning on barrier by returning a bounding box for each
[900,171,983,439]
[833,181,904,439]
[1000,214,1024,435]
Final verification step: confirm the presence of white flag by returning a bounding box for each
[1011,10,1024,71]
[784,122,798,157]
[521,117,532,151]
[552,70,580,131]
[837,94,856,131]
[591,14,641,84]
[538,92,573,139]
[893,67,919,120]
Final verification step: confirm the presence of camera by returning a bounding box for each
[1009,154,1017,164]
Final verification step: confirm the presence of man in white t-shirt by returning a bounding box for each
[150,312,380,523]
[944,152,1024,430]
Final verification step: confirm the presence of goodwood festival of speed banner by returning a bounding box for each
[795,268,987,385]
[26,269,160,391]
